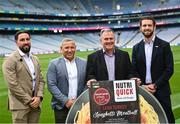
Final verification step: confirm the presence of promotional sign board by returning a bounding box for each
[89,80,140,123]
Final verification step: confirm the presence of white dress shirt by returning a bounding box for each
[64,58,78,99]
[144,36,155,84]
[18,48,36,91]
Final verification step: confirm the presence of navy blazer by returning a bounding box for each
[47,57,86,110]
[86,48,133,81]
[132,36,174,96]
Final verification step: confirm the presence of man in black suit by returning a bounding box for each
[86,28,141,86]
[132,17,175,123]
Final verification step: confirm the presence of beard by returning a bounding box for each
[19,45,31,53]
[142,30,154,38]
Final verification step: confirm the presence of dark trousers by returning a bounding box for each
[54,107,69,124]
[155,95,175,123]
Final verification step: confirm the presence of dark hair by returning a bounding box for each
[14,30,31,41]
[139,17,156,26]
[99,28,114,36]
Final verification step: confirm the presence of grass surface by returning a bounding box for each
[0,47,180,123]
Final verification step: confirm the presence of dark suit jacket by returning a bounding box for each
[86,48,133,81]
[132,36,174,96]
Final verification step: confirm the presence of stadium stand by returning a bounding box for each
[0,0,180,123]
[157,27,180,45]
[0,0,179,14]
[0,0,180,56]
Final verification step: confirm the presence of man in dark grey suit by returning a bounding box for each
[47,38,86,123]
[86,28,141,87]
[132,17,175,123]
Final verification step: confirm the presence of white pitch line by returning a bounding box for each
[173,104,180,110]
[174,61,180,64]
[0,92,8,97]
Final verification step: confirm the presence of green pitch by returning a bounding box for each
[0,47,180,123]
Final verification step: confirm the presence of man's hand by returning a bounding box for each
[65,99,75,109]
[30,97,41,109]
[87,79,97,88]
[130,77,141,86]
[143,84,156,94]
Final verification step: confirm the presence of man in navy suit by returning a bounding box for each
[86,28,141,87]
[132,17,175,123]
[47,38,86,123]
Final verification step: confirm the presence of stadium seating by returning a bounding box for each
[0,0,180,123]
[0,0,180,56]
[0,0,179,14]
[0,33,101,55]
[1,27,180,55]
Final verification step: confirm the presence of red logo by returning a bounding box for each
[93,88,110,105]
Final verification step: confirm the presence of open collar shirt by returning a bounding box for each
[18,48,36,91]
[64,57,78,99]
[103,49,115,81]
[144,35,155,84]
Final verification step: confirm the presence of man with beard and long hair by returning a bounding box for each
[132,17,175,123]
[2,30,45,123]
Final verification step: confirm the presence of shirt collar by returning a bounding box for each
[17,48,32,57]
[64,57,76,63]
[144,35,155,44]
[103,48,115,56]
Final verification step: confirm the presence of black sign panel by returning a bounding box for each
[89,80,140,123]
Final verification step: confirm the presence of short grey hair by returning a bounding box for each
[60,38,76,48]
[99,28,114,37]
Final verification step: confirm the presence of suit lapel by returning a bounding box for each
[31,56,38,95]
[31,56,38,79]
[114,49,120,79]
[75,58,80,85]
[151,37,159,65]
[61,58,69,80]
[15,51,32,77]
[140,41,146,66]
[99,50,108,77]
